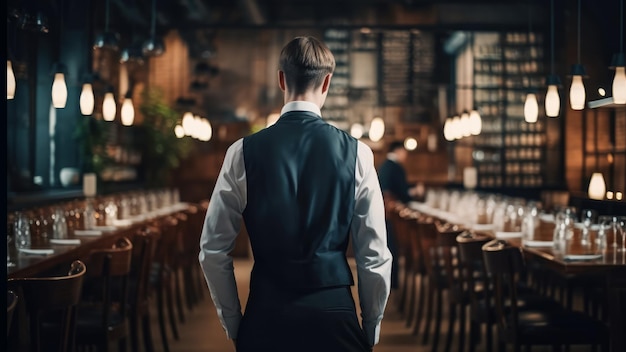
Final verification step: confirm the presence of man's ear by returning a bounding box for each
[278,70,286,92]
[321,73,332,94]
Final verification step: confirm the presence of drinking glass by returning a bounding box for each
[14,211,32,250]
[580,209,598,248]
[618,216,626,253]
[7,213,16,267]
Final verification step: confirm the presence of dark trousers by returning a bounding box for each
[386,220,399,289]
[236,273,372,352]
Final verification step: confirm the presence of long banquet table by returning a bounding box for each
[408,201,626,352]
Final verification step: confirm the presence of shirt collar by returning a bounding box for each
[280,101,322,117]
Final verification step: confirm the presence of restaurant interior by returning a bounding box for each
[5,0,626,351]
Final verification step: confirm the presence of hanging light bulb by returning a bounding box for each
[451,115,462,140]
[51,72,68,108]
[80,82,95,115]
[569,1,586,110]
[524,93,539,123]
[350,123,364,139]
[468,108,482,135]
[588,172,606,200]
[7,60,16,99]
[369,117,385,142]
[610,0,625,104]
[174,124,185,138]
[182,111,195,135]
[443,117,454,141]
[102,89,116,121]
[121,95,135,126]
[545,76,561,117]
[404,137,418,151]
[460,111,471,138]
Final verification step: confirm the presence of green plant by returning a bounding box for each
[137,87,193,187]
[74,115,114,176]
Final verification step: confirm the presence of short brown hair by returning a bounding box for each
[279,36,335,95]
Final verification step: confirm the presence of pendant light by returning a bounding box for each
[611,0,625,104]
[588,172,606,200]
[460,110,471,138]
[143,0,165,57]
[93,0,120,50]
[51,1,67,109]
[524,0,539,123]
[569,0,586,110]
[469,108,482,135]
[120,91,135,126]
[7,60,16,99]
[369,117,385,142]
[182,111,194,135]
[545,0,561,117]
[79,81,95,115]
[102,86,116,121]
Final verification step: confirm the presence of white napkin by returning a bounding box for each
[563,254,602,261]
[495,231,523,239]
[73,229,103,236]
[523,240,554,247]
[18,248,54,256]
[472,224,496,232]
[50,238,81,245]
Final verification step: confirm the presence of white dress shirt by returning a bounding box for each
[199,101,392,346]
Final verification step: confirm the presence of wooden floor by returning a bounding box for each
[149,257,590,352]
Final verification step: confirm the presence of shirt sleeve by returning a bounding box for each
[198,138,247,340]
[350,141,393,346]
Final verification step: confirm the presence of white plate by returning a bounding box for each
[50,238,81,245]
[495,231,523,239]
[73,229,103,236]
[91,225,117,232]
[523,240,554,247]
[563,254,603,261]
[18,248,54,256]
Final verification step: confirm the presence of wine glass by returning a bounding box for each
[580,209,598,248]
[618,216,626,253]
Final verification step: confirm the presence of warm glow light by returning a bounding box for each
[598,87,606,96]
[468,109,482,135]
[7,60,16,99]
[80,83,95,115]
[404,137,418,151]
[121,98,135,126]
[524,93,539,123]
[545,84,560,117]
[182,112,194,135]
[266,113,280,128]
[174,124,185,138]
[616,192,623,201]
[606,191,614,200]
[51,73,68,108]
[443,118,454,141]
[613,66,626,104]
[588,172,606,200]
[451,115,462,140]
[569,75,586,110]
[199,119,212,141]
[369,117,385,142]
[460,112,471,137]
[102,92,116,121]
[350,123,364,139]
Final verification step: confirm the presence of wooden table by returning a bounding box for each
[408,201,626,352]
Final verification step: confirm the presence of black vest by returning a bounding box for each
[243,111,358,290]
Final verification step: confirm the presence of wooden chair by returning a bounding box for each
[180,203,207,311]
[481,239,610,352]
[7,290,18,337]
[75,237,133,352]
[128,227,158,352]
[7,260,87,352]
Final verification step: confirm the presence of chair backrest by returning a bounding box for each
[84,237,133,328]
[8,260,87,352]
[456,231,492,313]
[482,239,525,334]
[434,222,465,292]
[7,290,18,337]
[129,227,157,308]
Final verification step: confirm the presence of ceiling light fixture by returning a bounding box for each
[545,0,561,117]
[143,0,165,57]
[93,0,120,50]
[611,0,625,104]
[569,0,587,110]
[524,0,539,123]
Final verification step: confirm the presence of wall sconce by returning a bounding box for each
[588,172,606,200]
[102,87,116,121]
[51,63,68,108]
[7,60,16,99]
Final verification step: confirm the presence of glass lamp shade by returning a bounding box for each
[469,109,482,135]
[182,112,195,135]
[588,172,606,200]
[51,72,68,108]
[201,119,213,142]
[569,75,586,110]
[93,31,120,51]
[369,117,385,142]
[350,123,364,139]
[142,36,165,57]
[613,66,626,104]
[80,83,95,115]
[545,84,560,117]
[524,93,539,123]
[120,98,134,126]
[102,92,116,121]
[443,118,454,141]
[451,115,462,140]
[7,60,16,99]
[174,124,185,138]
[460,112,471,137]
[404,137,418,151]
